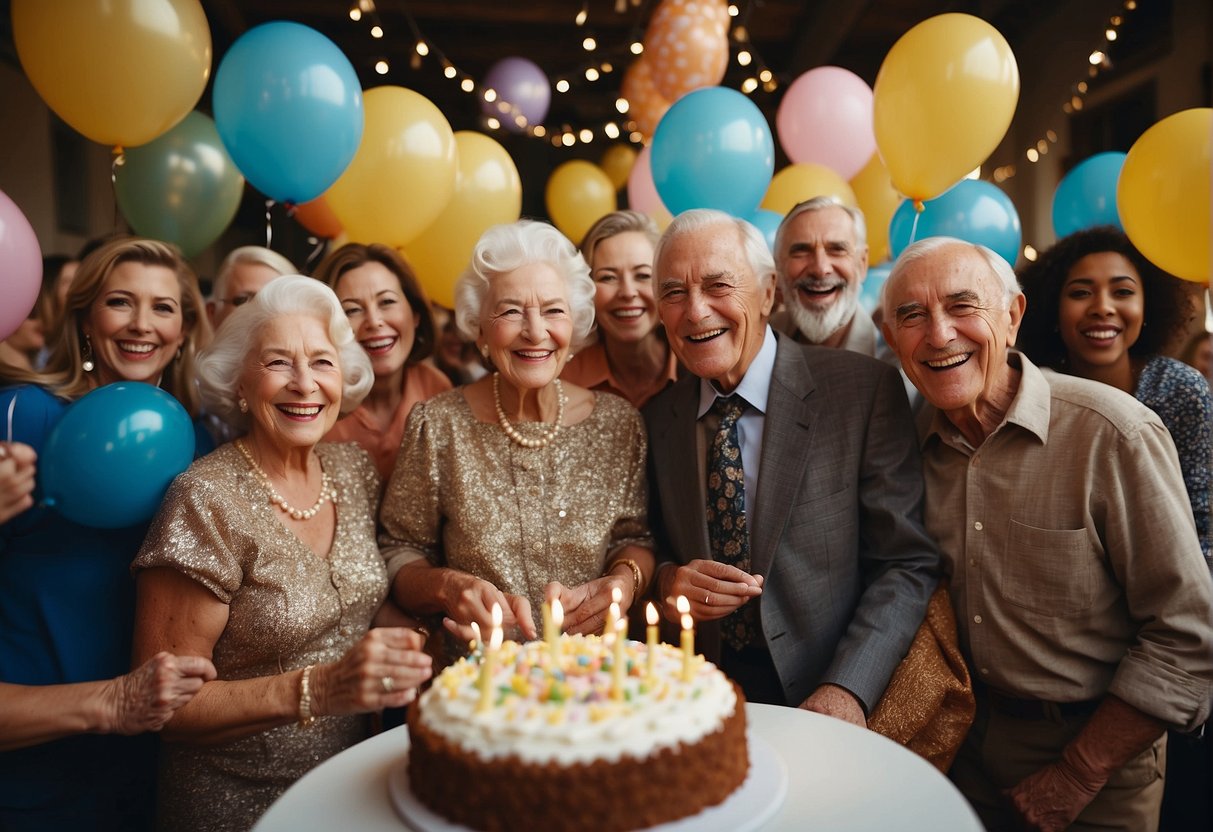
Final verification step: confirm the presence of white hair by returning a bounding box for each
[453,220,597,351]
[882,236,1022,319]
[211,245,297,301]
[197,275,373,428]
[773,196,868,261]
[653,209,776,289]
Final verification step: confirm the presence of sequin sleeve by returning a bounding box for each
[379,400,443,582]
[132,462,245,603]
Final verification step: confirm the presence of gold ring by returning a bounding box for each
[705,592,710,605]
[381,675,395,693]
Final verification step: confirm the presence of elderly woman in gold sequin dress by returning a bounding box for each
[380,220,656,649]
[130,276,432,832]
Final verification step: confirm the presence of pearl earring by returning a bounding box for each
[81,335,95,373]
[239,397,248,413]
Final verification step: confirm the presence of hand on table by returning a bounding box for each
[799,684,867,729]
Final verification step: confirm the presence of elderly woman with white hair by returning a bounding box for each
[379,220,656,651]
[130,276,432,832]
[206,245,297,330]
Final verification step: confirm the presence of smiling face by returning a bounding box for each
[81,260,186,387]
[239,314,343,453]
[882,244,1024,416]
[478,262,573,392]
[1057,252,1144,376]
[590,231,659,346]
[335,261,417,382]
[657,223,775,392]
[776,205,868,344]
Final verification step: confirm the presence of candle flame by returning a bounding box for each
[489,624,503,650]
[552,599,563,627]
[491,602,503,628]
[646,601,658,626]
[676,595,690,615]
[616,615,626,634]
[609,601,620,622]
[681,613,693,631]
[470,621,481,645]
[611,586,622,603]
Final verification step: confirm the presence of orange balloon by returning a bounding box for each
[644,0,730,102]
[849,153,902,263]
[621,58,671,139]
[292,196,343,239]
[761,164,857,216]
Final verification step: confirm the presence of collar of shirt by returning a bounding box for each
[923,349,1051,453]
[696,325,777,418]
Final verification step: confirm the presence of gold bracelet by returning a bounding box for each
[298,664,316,728]
[606,558,644,599]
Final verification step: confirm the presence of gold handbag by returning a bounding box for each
[868,584,975,773]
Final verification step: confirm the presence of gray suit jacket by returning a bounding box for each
[643,332,939,710]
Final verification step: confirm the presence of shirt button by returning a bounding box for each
[532,541,543,552]
[980,667,990,676]
[973,614,983,624]
[969,558,977,566]
[974,521,984,531]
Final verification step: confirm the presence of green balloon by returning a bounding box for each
[114,111,245,257]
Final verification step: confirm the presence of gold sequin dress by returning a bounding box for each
[132,442,386,832]
[379,388,653,634]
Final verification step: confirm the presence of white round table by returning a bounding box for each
[254,703,984,831]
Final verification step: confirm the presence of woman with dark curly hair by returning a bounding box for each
[1017,226,1210,562]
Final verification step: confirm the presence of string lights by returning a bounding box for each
[345,0,778,148]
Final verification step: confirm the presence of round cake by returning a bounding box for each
[406,633,748,832]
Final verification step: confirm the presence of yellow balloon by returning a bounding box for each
[545,161,617,246]
[12,0,211,148]
[849,153,902,263]
[326,86,457,247]
[761,163,857,216]
[873,13,1019,202]
[402,132,523,309]
[1118,108,1212,284]
[599,145,639,191]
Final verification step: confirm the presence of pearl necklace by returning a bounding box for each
[493,373,564,449]
[236,440,336,521]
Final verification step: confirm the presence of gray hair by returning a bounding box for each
[883,236,1022,319]
[773,196,868,260]
[211,245,297,302]
[453,220,597,351]
[197,275,373,429]
[654,209,776,289]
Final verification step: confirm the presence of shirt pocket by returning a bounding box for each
[998,520,1096,616]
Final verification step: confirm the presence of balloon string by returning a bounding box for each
[265,200,275,249]
[908,205,923,247]
[110,148,126,232]
[304,237,326,272]
[5,395,15,443]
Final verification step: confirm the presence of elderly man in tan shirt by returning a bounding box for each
[881,236,1213,832]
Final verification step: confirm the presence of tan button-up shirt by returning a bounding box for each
[919,351,1213,731]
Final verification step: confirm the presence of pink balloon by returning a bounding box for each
[776,67,876,181]
[0,189,42,342]
[626,145,670,220]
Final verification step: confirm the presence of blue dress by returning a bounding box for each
[0,384,213,831]
[1135,357,1213,563]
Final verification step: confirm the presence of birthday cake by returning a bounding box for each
[406,633,748,831]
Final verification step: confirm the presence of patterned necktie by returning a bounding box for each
[706,395,758,650]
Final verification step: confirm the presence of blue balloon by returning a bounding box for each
[889,179,1022,267]
[651,87,775,217]
[40,383,195,529]
[746,208,783,253]
[859,260,893,316]
[1051,151,1126,238]
[214,22,363,204]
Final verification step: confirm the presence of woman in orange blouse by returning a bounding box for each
[314,244,451,480]
[561,211,678,408]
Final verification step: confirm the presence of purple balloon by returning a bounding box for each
[482,57,550,132]
[0,189,42,342]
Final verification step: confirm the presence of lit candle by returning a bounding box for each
[469,621,481,656]
[645,602,659,680]
[548,599,564,667]
[677,595,694,682]
[612,612,626,701]
[477,603,503,713]
[603,586,622,639]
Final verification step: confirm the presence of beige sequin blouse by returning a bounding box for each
[132,442,385,832]
[379,388,653,629]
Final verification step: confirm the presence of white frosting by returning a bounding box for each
[417,634,737,765]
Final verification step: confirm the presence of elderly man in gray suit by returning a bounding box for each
[644,209,939,722]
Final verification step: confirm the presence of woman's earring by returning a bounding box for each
[480,344,489,360]
[81,335,95,373]
[175,346,183,361]
[238,397,249,413]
